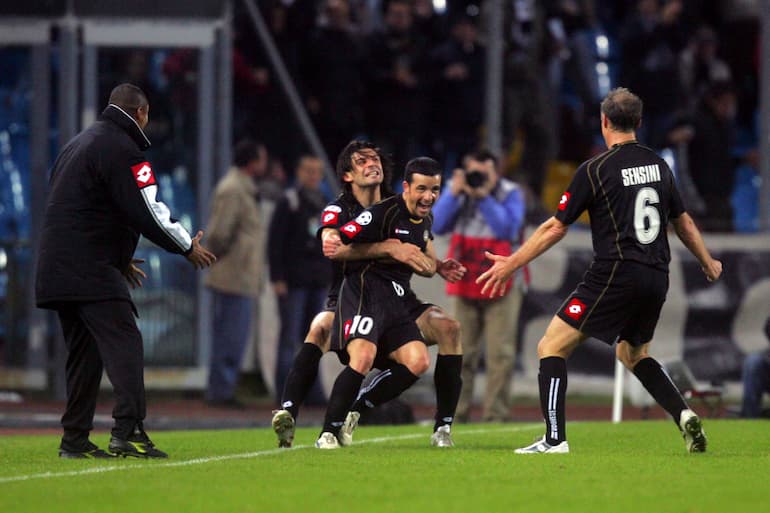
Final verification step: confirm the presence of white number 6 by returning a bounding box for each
[634,187,660,244]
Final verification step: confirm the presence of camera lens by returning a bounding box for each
[465,170,486,188]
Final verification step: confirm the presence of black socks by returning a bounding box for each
[280,343,322,420]
[632,357,688,424]
[351,363,419,412]
[433,354,462,432]
[321,366,365,436]
[539,356,567,445]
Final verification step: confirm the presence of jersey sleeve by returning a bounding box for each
[554,162,593,225]
[338,201,388,245]
[108,156,192,254]
[316,199,348,239]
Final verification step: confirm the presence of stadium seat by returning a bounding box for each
[663,360,724,417]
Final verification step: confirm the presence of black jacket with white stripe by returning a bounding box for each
[35,104,193,308]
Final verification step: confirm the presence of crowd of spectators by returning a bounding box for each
[230,0,762,232]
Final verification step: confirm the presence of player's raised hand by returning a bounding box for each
[437,258,467,283]
[476,251,516,297]
[186,230,217,269]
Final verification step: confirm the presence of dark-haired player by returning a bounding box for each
[273,143,464,448]
[478,87,722,454]
[316,156,455,448]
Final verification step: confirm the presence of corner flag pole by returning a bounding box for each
[612,359,624,423]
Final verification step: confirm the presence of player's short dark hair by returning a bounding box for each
[464,148,498,167]
[108,83,148,113]
[233,138,265,168]
[600,87,643,133]
[404,156,441,183]
[336,139,393,195]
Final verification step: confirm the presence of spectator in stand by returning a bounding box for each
[303,0,366,162]
[365,0,431,178]
[231,0,315,164]
[268,156,332,403]
[731,147,762,233]
[679,26,732,113]
[432,149,526,422]
[429,13,485,174]
[499,0,555,203]
[620,0,688,148]
[688,80,737,232]
[413,0,446,47]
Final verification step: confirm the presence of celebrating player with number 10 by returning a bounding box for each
[477,87,723,454]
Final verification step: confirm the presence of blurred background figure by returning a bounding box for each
[429,12,485,175]
[741,317,770,418]
[501,0,555,205]
[679,26,731,113]
[432,149,526,422]
[687,80,737,232]
[268,155,331,404]
[365,0,430,178]
[303,0,366,163]
[204,139,269,408]
[619,0,686,149]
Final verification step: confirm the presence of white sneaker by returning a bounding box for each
[430,425,454,447]
[679,409,707,453]
[271,409,295,448]
[514,436,570,454]
[315,432,340,449]
[338,411,360,447]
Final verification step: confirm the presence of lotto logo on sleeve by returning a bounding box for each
[131,162,156,188]
[558,191,571,211]
[340,221,362,238]
[564,298,587,321]
[322,211,339,226]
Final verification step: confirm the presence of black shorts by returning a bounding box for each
[556,260,668,346]
[331,273,425,359]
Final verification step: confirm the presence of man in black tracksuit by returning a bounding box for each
[35,83,215,459]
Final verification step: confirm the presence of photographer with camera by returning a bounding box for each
[433,149,526,422]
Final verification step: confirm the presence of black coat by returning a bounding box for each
[35,105,192,308]
[267,187,331,288]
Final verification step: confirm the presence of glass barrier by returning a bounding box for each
[0,46,32,367]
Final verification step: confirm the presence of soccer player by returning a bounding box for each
[315,156,449,449]
[477,87,722,454]
[272,143,464,448]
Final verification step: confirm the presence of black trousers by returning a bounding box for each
[57,300,145,442]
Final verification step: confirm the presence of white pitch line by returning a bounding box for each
[0,424,541,484]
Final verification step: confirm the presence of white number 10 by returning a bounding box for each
[633,187,661,244]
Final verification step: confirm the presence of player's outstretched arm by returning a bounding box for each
[185,230,217,269]
[671,213,722,282]
[477,216,568,297]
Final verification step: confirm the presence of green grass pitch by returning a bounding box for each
[1,420,767,513]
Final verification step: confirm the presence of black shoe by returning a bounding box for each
[59,440,117,459]
[109,427,169,459]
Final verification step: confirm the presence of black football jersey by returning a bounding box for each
[338,194,434,287]
[554,141,685,271]
[317,190,366,298]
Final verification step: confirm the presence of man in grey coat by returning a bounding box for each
[204,139,268,406]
